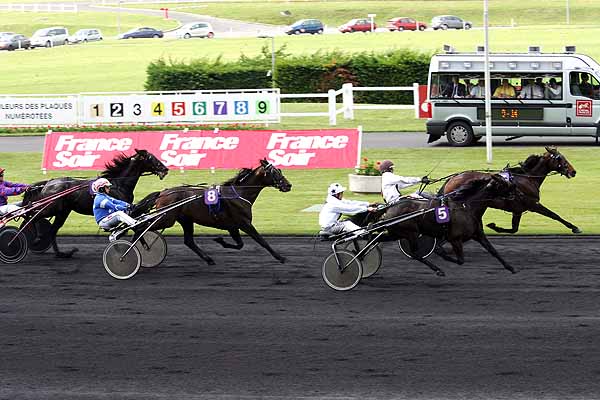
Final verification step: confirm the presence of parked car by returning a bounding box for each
[30,26,69,48]
[176,22,214,39]
[338,18,376,33]
[118,27,163,39]
[0,34,31,50]
[386,17,427,31]
[285,19,324,35]
[68,29,103,44]
[431,15,472,30]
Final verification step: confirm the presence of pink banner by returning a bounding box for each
[42,129,361,170]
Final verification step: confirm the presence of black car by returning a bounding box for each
[0,34,31,50]
[118,27,163,39]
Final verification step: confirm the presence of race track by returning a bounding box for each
[1,236,599,399]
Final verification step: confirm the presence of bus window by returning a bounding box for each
[576,72,598,99]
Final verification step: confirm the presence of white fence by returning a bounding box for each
[0,3,78,12]
[281,83,421,125]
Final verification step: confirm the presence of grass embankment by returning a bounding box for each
[2,147,594,235]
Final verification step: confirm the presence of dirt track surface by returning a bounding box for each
[1,236,599,399]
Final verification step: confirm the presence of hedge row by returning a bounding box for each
[145,48,431,104]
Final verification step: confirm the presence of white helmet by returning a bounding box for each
[92,178,112,193]
[328,183,346,196]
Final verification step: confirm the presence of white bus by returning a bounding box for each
[426,46,600,146]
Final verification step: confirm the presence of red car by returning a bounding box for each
[386,17,427,32]
[338,18,376,33]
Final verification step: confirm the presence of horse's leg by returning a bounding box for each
[213,229,244,249]
[46,211,78,258]
[529,202,582,234]
[487,212,523,234]
[239,223,286,263]
[433,242,463,265]
[407,234,445,276]
[474,234,516,273]
[178,217,215,265]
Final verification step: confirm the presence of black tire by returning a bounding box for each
[317,29,323,34]
[398,27,404,32]
[103,240,141,280]
[322,250,362,291]
[0,227,28,264]
[20,219,53,253]
[398,235,437,259]
[45,41,52,48]
[83,39,87,43]
[207,32,214,38]
[184,33,191,39]
[152,34,160,38]
[473,135,483,143]
[441,24,449,30]
[419,25,426,31]
[464,23,472,30]
[294,30,301,35]
[446,121,475,146]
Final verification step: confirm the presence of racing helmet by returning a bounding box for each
[92,178,112,193]
[328,183,346,196]
[379,160,394,173]
[0,167,4,176]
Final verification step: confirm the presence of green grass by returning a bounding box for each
[122,0,598,27]
[1,147,595,235]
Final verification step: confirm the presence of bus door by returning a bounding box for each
[566,71,599,135]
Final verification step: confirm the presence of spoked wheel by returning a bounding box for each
[322,250,363,291]
[103,240,141,280]
[0,226,28,264]
[21,219,53,253]
[398,235,437,259]
[344,240,383,278]
[135,231,167,268]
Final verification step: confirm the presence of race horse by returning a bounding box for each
[350,175,516,276]
[440,146,579,234]
[23,149,169,257]
[131,159,292,265]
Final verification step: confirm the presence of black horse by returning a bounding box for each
[351,176,516,277]
[23,149,168,257]
[131,159,292,264]
[441,146,579,234]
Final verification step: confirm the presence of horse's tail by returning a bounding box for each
[22,180,48,205]
[130,191,161,217]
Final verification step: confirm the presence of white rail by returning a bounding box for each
[0,3,78,12]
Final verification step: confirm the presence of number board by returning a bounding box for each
[81,90,280,124]
[477,107,544,121]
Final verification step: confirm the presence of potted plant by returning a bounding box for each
[348,157,382,193]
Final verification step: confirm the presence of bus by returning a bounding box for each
[426,46,600,146]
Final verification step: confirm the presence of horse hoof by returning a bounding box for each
[486,223,496,229]
[572,227,582,234]
[435,270,445,277]
[278,257,286,264]
[206,258,216,266]
[56,248,78,259]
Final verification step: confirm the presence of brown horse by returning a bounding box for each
[440,146,579,234]
[132,159,292,265]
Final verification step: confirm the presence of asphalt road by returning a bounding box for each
[1,236,599,399]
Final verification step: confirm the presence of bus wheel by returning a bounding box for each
[446,121,474,146]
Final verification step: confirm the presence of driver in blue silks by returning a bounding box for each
[92,178,137,231]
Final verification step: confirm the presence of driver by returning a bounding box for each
[0,167,30,215]
[92,178,137,231]
[319,183,376,235]
[379,160,429,204]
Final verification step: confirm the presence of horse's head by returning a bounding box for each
[258,158,292,192]
[133,149,169,180]
[544,146,576,178]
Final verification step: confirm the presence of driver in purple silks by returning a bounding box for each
[0,167,30,215]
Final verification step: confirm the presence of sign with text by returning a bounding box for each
[0,97,78,125]
[42,129,361,170]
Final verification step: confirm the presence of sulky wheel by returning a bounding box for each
[398,235,437,259]
[21,219,53,253]
[103,240,141,280]
[344,240,383,278]
[322,250,363,291]
[0,226,28,264]
[135,231,167,268]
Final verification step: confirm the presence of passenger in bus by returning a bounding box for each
[469,80,485,98]
[545,78,562,100]
[518,79,544,99]
[442,76,466,98]
[493,79,516,98]
[570,73,583,96]
[535,77,546,90]
[579,74,594,98]
[464,79,474,94]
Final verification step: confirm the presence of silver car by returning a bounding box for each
[68,29,103,44]
[30,26,69,47]
[431,15,472,30]
[176,22,215,39]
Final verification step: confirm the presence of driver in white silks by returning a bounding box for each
[379,160,430,204]
[319,183,376,236]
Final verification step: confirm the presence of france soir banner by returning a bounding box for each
[41,129,361,171]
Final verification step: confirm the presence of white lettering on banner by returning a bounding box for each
[268,149,316,166]
[161,150,208,167]
[266,133,349,150]
[159,134,240,151]
[54,135,133,152]
[53,151,101,168]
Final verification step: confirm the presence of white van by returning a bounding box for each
[426,46,600,146]
[176,22,215,39]
[30,26,69,48]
